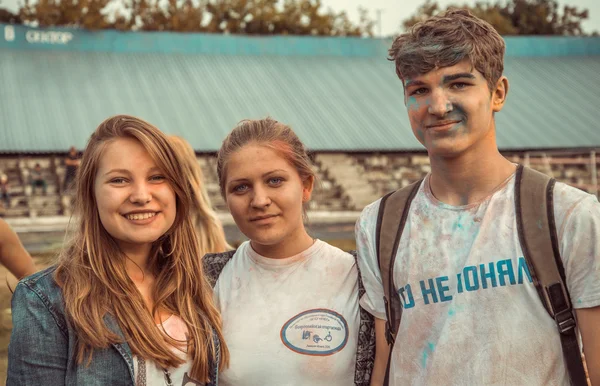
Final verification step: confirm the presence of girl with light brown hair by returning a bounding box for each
[8,115,228,386]
[168,135,230,255]
[203,117,375,386]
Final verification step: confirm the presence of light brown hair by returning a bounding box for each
[169,135,231,254]
[54,115,228,382]
[388,8,505,91]
[216,117,316,199]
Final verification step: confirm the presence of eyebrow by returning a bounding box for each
[103,166,161,177]
[227,169,288,185]
[404,79,426,88]
[442,73,476,83]
[404,73,476,88]
[104,168,131,177]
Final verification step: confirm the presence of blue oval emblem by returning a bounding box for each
[280,309,349,356]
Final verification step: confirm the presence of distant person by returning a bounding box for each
[63,146,81,192]
[169,136,230,255]
[8,115,228,385]
[0,218,36,279]
[203,118,375,386]
[355,9,599,386]
[30,163,47,195]
[0,173,9,208]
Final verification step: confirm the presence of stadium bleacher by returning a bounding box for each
[1,151,598,218]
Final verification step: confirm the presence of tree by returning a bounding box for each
[16,0,374,36]
[403,0,593,36]
[0,8,21,24]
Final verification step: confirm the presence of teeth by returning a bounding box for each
[126,212,156,221]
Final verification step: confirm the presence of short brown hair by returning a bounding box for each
[388,9,505,91]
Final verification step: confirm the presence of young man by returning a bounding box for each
[356,9,599,385]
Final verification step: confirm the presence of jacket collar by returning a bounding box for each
[104,314,135,384]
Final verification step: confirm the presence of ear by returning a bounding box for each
[491,76,509,113]
[302,175,315,203]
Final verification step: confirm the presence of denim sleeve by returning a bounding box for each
[7,281,68,385]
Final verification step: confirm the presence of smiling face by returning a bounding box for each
[224,144,313,253]
[404,59,508,158]
[94,137,176,254]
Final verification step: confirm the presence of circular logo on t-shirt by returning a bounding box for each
[280,308,349,356]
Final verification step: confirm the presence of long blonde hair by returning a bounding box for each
[169,135,230,254]
[54,115,229,382]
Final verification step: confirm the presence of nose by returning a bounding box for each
[427,89,453,117]
[250,185,271,208]
[129,181,152,204]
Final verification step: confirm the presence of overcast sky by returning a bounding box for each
[321,0,600,36]
[1,0,598,36]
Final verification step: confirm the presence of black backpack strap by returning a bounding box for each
[376,180,422,346]
[202,250,236,287]
[349,250,376,386]
[515,164,587,386]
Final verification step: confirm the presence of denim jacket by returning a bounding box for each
[7,266,220,386]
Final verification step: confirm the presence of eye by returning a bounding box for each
[451,82,469,90]
[109,177,127,184]
[233,184,249,193]
[268,177,283,186]
[410,87,428,96]
[149,175,166,182]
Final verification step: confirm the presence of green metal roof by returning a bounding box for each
[1,23,600,153]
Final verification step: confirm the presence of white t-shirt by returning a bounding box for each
[214,240,359,386]
[133,315,200,386]
[356,173,600,385]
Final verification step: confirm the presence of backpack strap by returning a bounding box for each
[349,250,376,386]
[202,250,236,287]
[376,179,422,346]
[376,180,422,386]
[515,164,588,386]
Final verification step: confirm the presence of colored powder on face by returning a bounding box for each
[449,102,468,125]
[261,140,308,180]
[415,127,426,143]
[406,96,420,112]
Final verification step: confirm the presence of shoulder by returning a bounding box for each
[356,198,383,236]
[318,241,351,256]
[17,266,64,309]
[203,250,236,265]
[313,242,358,277]
[552,182,599,228]
[13,266,69,334]
[19,265,60,294]
[203,250,236,287]
[315,241,355,263]
[359,198,383,221]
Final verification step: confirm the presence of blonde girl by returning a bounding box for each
[8,115,228,386]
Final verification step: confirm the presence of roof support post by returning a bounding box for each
[591,150,598,198]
